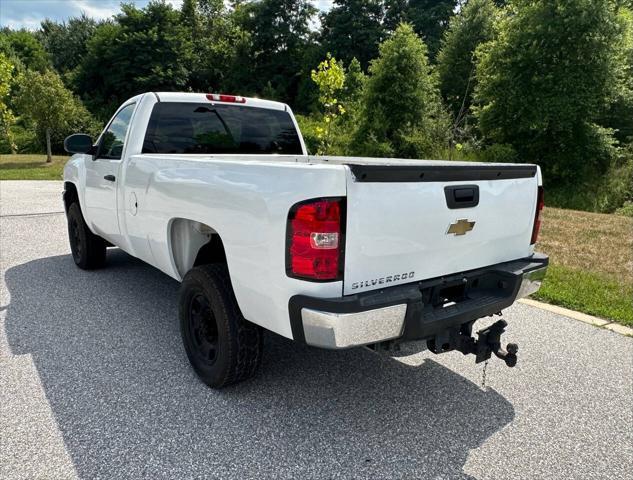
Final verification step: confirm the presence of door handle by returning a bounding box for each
[444,185,479,209]
[104,175,116,182]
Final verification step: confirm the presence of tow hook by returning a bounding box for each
[428,319,519,368]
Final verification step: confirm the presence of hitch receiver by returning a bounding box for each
[428,319,519,368]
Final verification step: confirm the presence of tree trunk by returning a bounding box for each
[46,128,52,163]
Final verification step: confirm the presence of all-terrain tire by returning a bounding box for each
[179,264,263,388]
[66,202,107,270]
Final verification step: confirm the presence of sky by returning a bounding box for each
[0,0,334,30]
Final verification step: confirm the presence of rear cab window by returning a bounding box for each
[142,102,303,155]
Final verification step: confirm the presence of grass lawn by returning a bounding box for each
[0,154,69,180]
[1,154,631,325]
[534,207,633,326]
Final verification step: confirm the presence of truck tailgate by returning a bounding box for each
[343,163,539,295]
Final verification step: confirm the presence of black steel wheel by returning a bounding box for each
[179,264,263,388]
[186,293,220,365]
[66,202,106,270]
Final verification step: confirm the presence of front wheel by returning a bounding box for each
[67,202,106,270]
[179,264,263,388]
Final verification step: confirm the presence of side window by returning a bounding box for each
[98,103,136,160]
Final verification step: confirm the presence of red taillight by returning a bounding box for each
[287,198,344,281]
[206,93,246,103]
[530,186,544,244]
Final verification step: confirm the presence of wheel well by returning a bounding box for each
[63,182,79,213]
[169,218,227,279]
[194,234,227,266]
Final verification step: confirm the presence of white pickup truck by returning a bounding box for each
[63,92,548,388]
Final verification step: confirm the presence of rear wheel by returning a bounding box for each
[67,202,106,269]
[179,264,263,388]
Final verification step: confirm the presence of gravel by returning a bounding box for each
[1,180,631,480]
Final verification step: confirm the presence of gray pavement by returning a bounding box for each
[1,180,631,480]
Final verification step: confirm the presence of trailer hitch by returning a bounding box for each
[428,319,519,367]
[472,319,518,367]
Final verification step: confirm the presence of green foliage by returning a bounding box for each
[437,0,498,120]
[352,23,449,158]
[319,0,386,69]
[0,0,630,215]
[181,0,251,93]
[385,0,458,58]
[294,114,320,154]
[600,7,633,144]
[474,0,627,183]
[40,14,98,75]
[0,29,50,72]
[15,69,98,160]
[547,145,633,214]
[341,57,366,107]
[238,0,317,104]
[310,54,346,154]
[0,53,16,152]
[75,1,192,120]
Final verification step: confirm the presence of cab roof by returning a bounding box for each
[152,92,289,111]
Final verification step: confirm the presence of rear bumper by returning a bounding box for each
[289,253,548,349]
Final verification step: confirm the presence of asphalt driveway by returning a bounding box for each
[1,181,631,479]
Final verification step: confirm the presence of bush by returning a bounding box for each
[478,143,518,163]
[295,114,320,155]
[546,145,633,213]
[352,24,450,159]
[474,0,626,184]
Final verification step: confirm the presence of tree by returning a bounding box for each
[0,29,50,72]
[75,1,192,119]
[16,70,97,162]
[600,6,633,144]
[437,0,498,121]
[342,57,366,107]
[319,0,386,69]
[0,53,16,152]
[311,54,346,154]
[238,0,317,103]
[182,0,252,93]
[474,0,628,182]
[385,0,458,58]
[40,14,98,75]
[352,23,449,158]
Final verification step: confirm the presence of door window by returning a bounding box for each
[98,103,136,160]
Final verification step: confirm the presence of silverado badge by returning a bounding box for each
[447,219,476,236]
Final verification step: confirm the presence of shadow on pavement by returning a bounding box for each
[5,249,515,479]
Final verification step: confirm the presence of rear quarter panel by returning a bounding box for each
[123,156,347,339]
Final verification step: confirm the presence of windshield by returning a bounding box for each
[142,102,303,155]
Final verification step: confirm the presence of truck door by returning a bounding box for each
[84,103,136,245]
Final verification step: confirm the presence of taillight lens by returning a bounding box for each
[287,198,344,281]
[530,186,544,244]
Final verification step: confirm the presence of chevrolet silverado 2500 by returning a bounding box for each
[63,92,548,388]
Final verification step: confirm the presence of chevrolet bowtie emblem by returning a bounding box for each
[447,219,476,236]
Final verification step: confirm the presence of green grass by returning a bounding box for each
[0,154,68,180]
[534,207,632,327]
[533,264,633,327]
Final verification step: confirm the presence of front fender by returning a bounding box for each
[63,154,88,213]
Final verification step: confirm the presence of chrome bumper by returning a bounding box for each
[516,265,548,299]
[301,304,407,349]
[291,254,549,349]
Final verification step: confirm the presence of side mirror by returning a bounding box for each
[64,133,94,154]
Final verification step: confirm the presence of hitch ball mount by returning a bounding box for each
[428,319,519,368]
